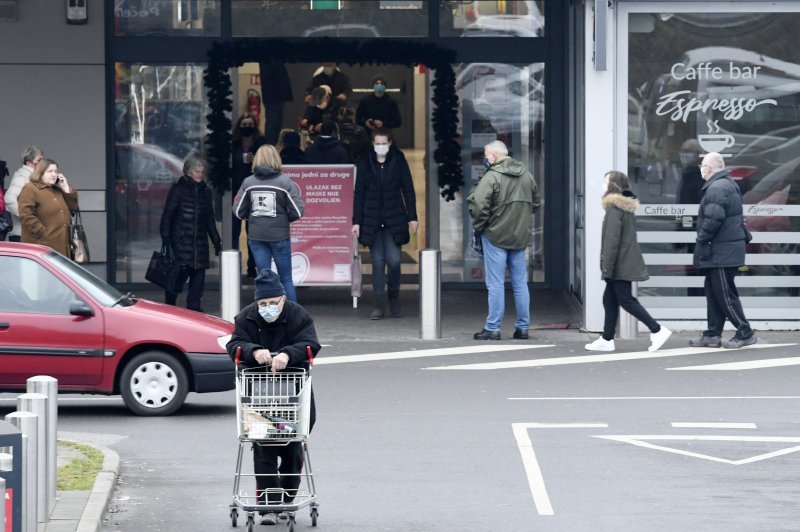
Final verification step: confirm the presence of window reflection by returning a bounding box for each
[232,0,428,37]
[439,62,545,283]
[628,12,800,300]
[114,64,210,283]
[114,0,220,36]
[439,0,544,37]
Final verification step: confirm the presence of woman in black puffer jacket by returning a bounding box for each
[351,127,417,319]
[160,157,222,311]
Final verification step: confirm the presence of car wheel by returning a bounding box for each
[120,351,189,416]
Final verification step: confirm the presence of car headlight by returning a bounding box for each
[217,334,232,350]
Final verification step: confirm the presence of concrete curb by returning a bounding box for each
[61,439,119,532]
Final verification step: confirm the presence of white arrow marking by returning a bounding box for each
[512,423,608,516]
[315,344,553,365]
[671,422,757,429]
[595,434,800,465]
[424,343,796,370]
[669,356,800,371]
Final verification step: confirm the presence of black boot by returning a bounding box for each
[370,294,385,320]
[388,289,401,318]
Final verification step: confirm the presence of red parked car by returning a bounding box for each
[0,243,235,415]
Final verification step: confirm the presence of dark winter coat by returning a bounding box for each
[18,181,79,258]
[355,93,402,131]
[600,191,649,282]
[304,136,349,165]
[227,300,320,428]
[160,176,221,270]
[233,166,304,242]
[693,170,747,269]
[281,146,308,165]
[353,147,417,247]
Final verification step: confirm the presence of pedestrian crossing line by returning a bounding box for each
[314,344,555,365]
[668,355,800,371]
[423,343,797,370]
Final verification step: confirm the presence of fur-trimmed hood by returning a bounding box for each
[602,190,639,213]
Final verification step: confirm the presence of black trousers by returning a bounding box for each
[703,267,753,339]
[602,280,660,341]
[254,395,316,511]
[165,267,206,311]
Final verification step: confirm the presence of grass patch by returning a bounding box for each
[57,440,103,491]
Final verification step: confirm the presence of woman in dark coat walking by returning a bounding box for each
[160,156,222,312]
[351,127,418,319]
[585,171,671,352]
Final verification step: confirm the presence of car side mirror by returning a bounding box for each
[69,300,94,317]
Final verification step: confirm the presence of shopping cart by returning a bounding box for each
[230,347,318,531]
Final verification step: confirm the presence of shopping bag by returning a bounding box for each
[145,244,187,293]
[470,230,483,256]
[351,236,362,298]
[70,209,90,264]
[0,211,12,240]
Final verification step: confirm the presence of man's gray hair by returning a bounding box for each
[21,145,43,165]
[484,140,508,156]
[705,152,725,172]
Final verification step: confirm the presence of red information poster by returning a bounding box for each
[4,488,11,532]
[283,165,356,285]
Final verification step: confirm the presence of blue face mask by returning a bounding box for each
[374,83,386,94]
[258,303,281,323]
[482,157,492,168]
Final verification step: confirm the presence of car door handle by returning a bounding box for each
[0,322,9,329]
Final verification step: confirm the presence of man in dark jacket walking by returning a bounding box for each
[226,270,320,525]
[467,141,540,340]
[304,120,349,164]
[690,152,756,349]
[160,157,221,311]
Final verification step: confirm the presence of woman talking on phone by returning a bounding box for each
[18,158,79,258]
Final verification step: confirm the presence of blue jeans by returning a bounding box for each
[369,227,401,296]
[248,238,297,302]
[481,235,530,331]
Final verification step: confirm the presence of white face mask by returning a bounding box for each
[258,299,283,322]
[374,144,390,156]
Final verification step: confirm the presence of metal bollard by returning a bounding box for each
[221,250,242,323]
[419,249,442,340]
[619,282,638,339]
[16,394,47,524]
[26,376,57,515]
[6,411,38,532]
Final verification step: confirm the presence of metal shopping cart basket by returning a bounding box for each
[230,350,318,531]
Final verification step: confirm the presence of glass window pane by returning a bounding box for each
[440,1,544,37]
[0,256,77,314]
[232,0,428,37]
[628,11,800,300]
[439,62,545,283]
[114,0,220,36]
[114,63,213,284]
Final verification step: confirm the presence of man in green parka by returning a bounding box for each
[467,140,540,340]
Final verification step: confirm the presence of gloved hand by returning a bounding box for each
[214,242,222,256]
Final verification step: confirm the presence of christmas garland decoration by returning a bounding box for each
[204,39,463,200]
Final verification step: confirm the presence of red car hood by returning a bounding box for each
[123,298,234,337]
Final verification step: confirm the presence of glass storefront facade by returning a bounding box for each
[439,0,545,37]
[114,1,221,36]
[623,5,800,320]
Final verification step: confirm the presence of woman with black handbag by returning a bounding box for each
[160,157,222,312]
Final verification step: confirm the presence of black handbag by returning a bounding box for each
[0,211,12,240]
[70,209,90,263]
[145,244,188,293]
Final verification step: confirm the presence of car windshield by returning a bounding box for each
[42,252,132,307]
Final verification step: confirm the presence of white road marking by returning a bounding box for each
[671,422,757,429]
[669,356,800,371]
[424,343,796,370]
[596,434,800,465]
[314,344,553,365]
[512,422,608,516]
[509,396,800,400]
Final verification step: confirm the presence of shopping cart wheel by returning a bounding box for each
[287,514,296,531]
[311,507,319,526]
[230,507,238,527]
[246,514,255,532]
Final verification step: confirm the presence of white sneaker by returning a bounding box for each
[649,326,672,352]
[585,337,615,351]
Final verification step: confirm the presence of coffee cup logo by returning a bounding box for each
[698,134,736,153]
[291,252,310,284]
